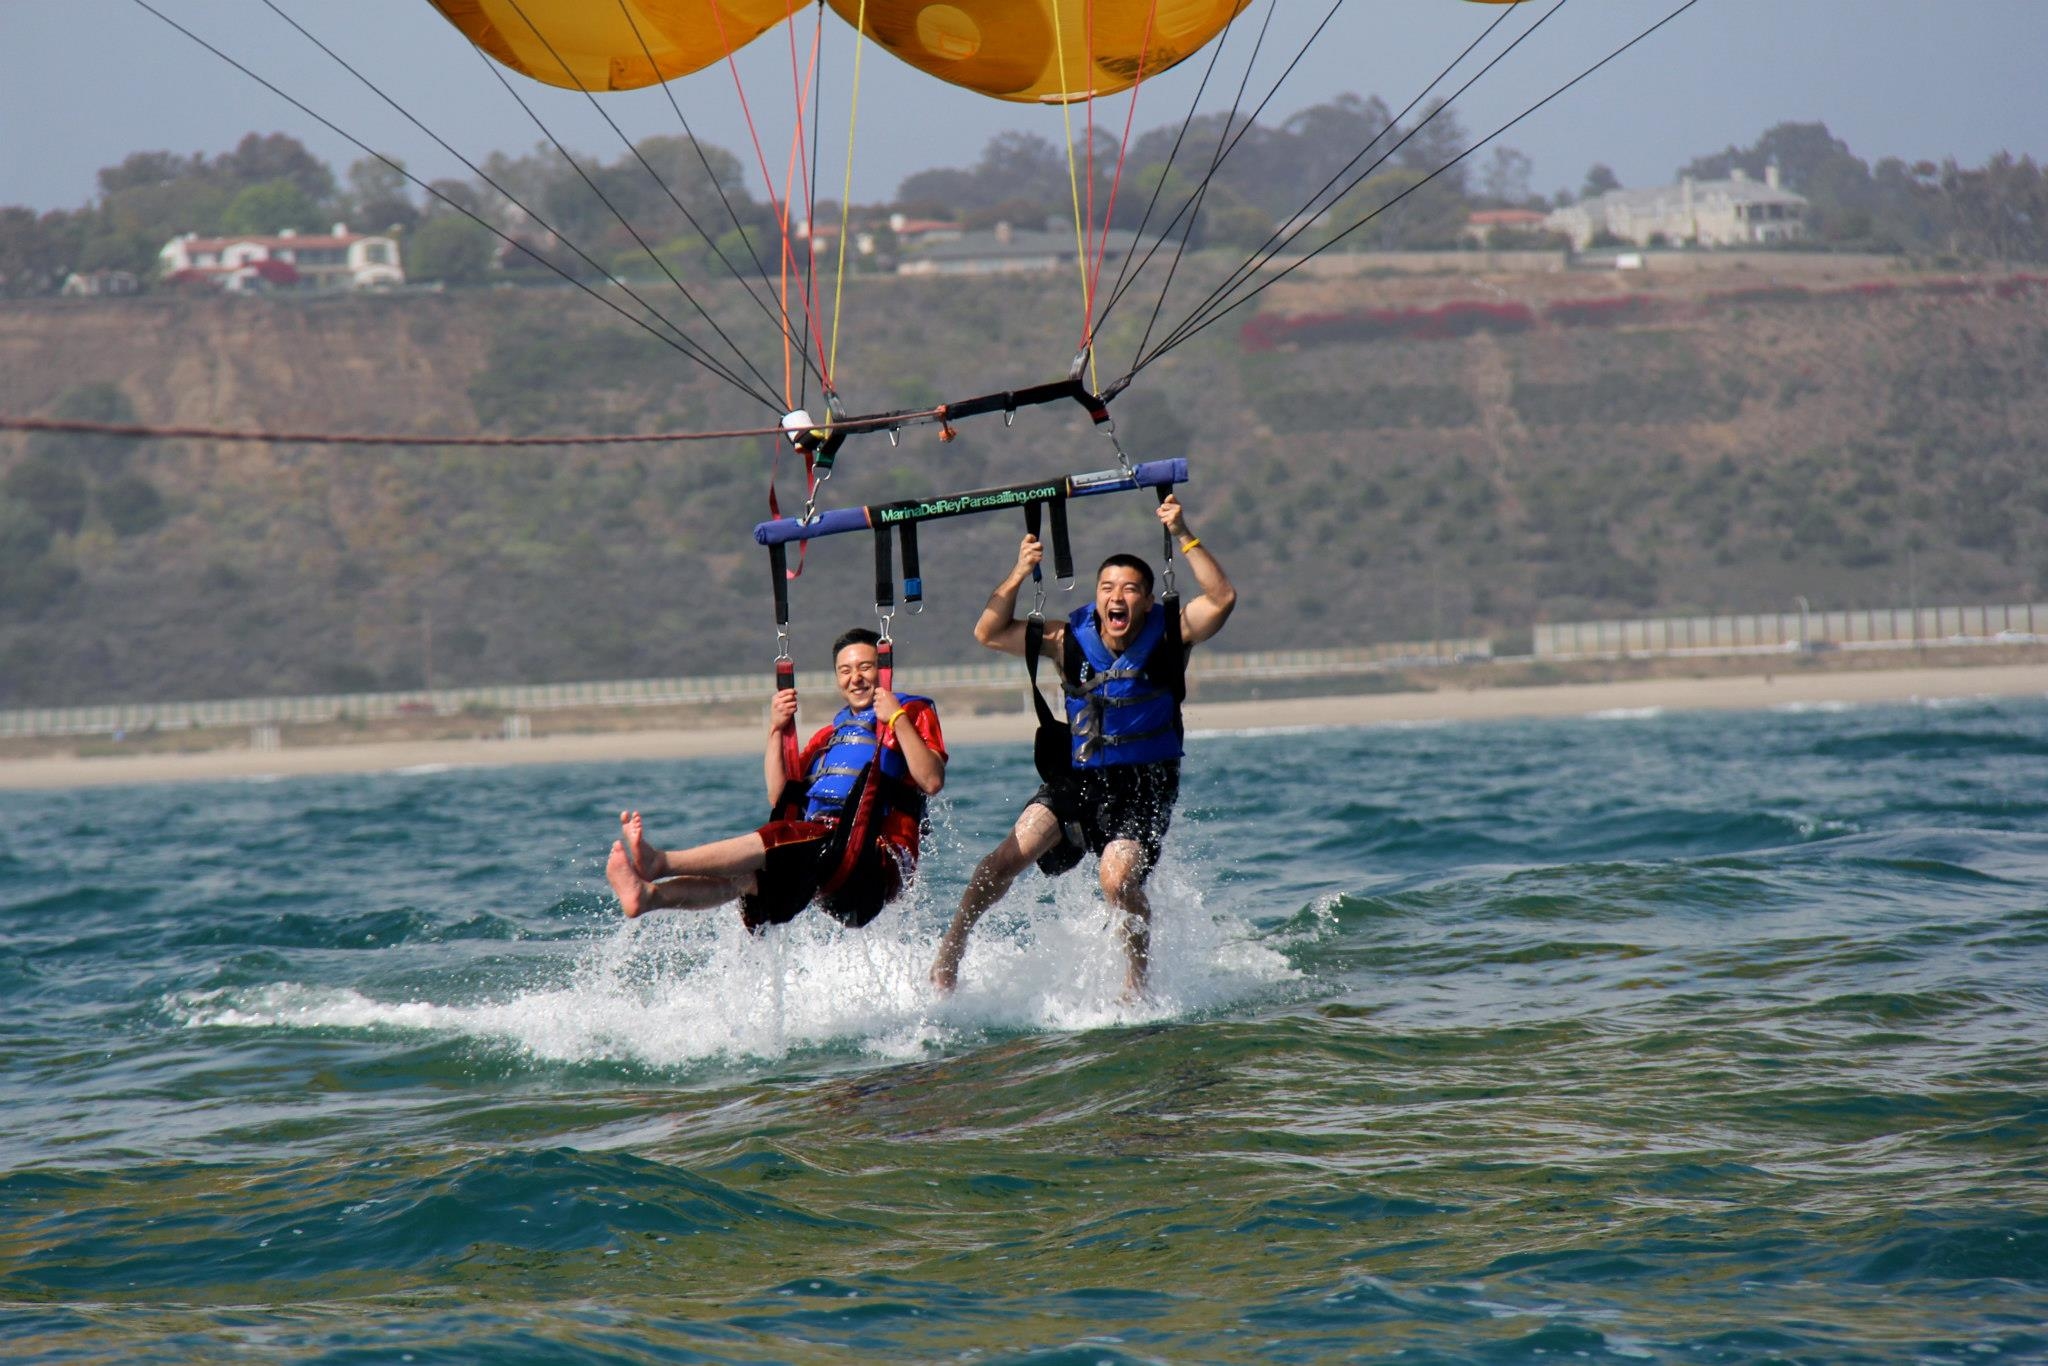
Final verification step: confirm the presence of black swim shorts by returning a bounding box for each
[1030,758,1181,879]
[739,819,909,931]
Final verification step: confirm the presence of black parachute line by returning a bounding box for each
[1140,0,1565,368]
[1120,0,1704,383]
[1120,0,1285,378]
[487,0,816,399]
[261,0,783,407]
[180,0,787,411]
[1094,0,1321,348]
[462,43,785,406]
[1102,0,1539,378]
[612,0,788,305]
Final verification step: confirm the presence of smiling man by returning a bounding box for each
[930,493,1236,998]
[607,628,946,931]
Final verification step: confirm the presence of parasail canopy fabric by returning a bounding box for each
[427,0,1529,103]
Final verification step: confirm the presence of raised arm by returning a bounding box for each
[1159,494,1236,645]
[972,533,1063,660]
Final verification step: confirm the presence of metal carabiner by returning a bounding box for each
[1103,417,1135,480]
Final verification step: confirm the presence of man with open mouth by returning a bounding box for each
[930,493,1237,998]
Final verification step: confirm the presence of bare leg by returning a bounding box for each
[1099,838,1154,999]
[930,805,1064,992]
[658,830,772,879]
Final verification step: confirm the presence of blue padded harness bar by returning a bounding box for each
[754,459,1188,547]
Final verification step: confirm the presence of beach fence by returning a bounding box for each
[1536,600,2045,660]
[0,636,1490,742]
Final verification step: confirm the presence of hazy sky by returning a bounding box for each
[4,0,2045,216]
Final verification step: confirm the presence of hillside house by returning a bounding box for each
[158,224,405,292]
[1546,167,1808,251]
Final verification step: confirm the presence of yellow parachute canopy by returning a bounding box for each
[427,0,1533,100]
[423,0,796,93]
[822,0,1251,104]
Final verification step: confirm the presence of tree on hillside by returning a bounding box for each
[216,132,338,206]
[1283,94,1398,197]
[1478,147,1535,207]
[1937,152,2048,262]
[405,215,494,285]
[0,207,77,295]
[1580,164,1621,200]
[345,157,420,235]
[220,180,326,235]
[1393,100,1472,198]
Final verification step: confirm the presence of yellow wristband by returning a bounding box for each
[884,707,909,730]
[1179,536,1202,554]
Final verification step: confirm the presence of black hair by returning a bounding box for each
[830,626,881,659]
[1096,553,1155,596]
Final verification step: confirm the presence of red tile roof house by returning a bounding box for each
[157,224,405,292]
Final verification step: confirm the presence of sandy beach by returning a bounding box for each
[5,662,2044,792]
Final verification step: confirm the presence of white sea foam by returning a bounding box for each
[1770,700,1854,714]
[177,856,1296,1071]
[1587,706,1665,721]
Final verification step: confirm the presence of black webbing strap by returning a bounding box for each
[768,541,801,786]
[899,521,922,610]
[1047,495,1073,585]
[872,526,895,616]
[1024,616,1072,782]
[1024,501,1045,589]
[769,542,792,635]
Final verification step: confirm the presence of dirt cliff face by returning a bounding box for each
[3,262,2045,707]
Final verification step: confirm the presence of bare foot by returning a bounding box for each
[619,810,661,881]
[606,840,652,919]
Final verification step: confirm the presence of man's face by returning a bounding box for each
[833,642,881,710]
[1095,566,1153,651]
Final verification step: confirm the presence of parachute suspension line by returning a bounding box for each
[1135,0,1570,370]
[1132,0,1535,371]
[827,0,874,385]
[1133,0,1704,375]
[1081,0,1160,354]
[1094,0,1256,331]
[600,0,826,383]
[1122,0,1280,378]
[772,4,833,406]
[1082,0,1101,370]
[1050,3,1096,360]
[615,1,789,316]
[711,2,831,409]
[801,5,832,410]
[489,0,789,403]
[139,0,776,411]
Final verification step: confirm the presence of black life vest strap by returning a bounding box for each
[814,760,877,895]
[1024,617,1073,782]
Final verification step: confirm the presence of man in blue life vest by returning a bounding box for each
[606,628,946,930]
[930,493,1235,997]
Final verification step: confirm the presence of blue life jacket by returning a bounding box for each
[802,697,933,822]
[1063,605,1184,769]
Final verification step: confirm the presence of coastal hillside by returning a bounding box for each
[3,255,2044,706]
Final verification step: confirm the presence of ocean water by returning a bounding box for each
[4,695,2047,1364]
